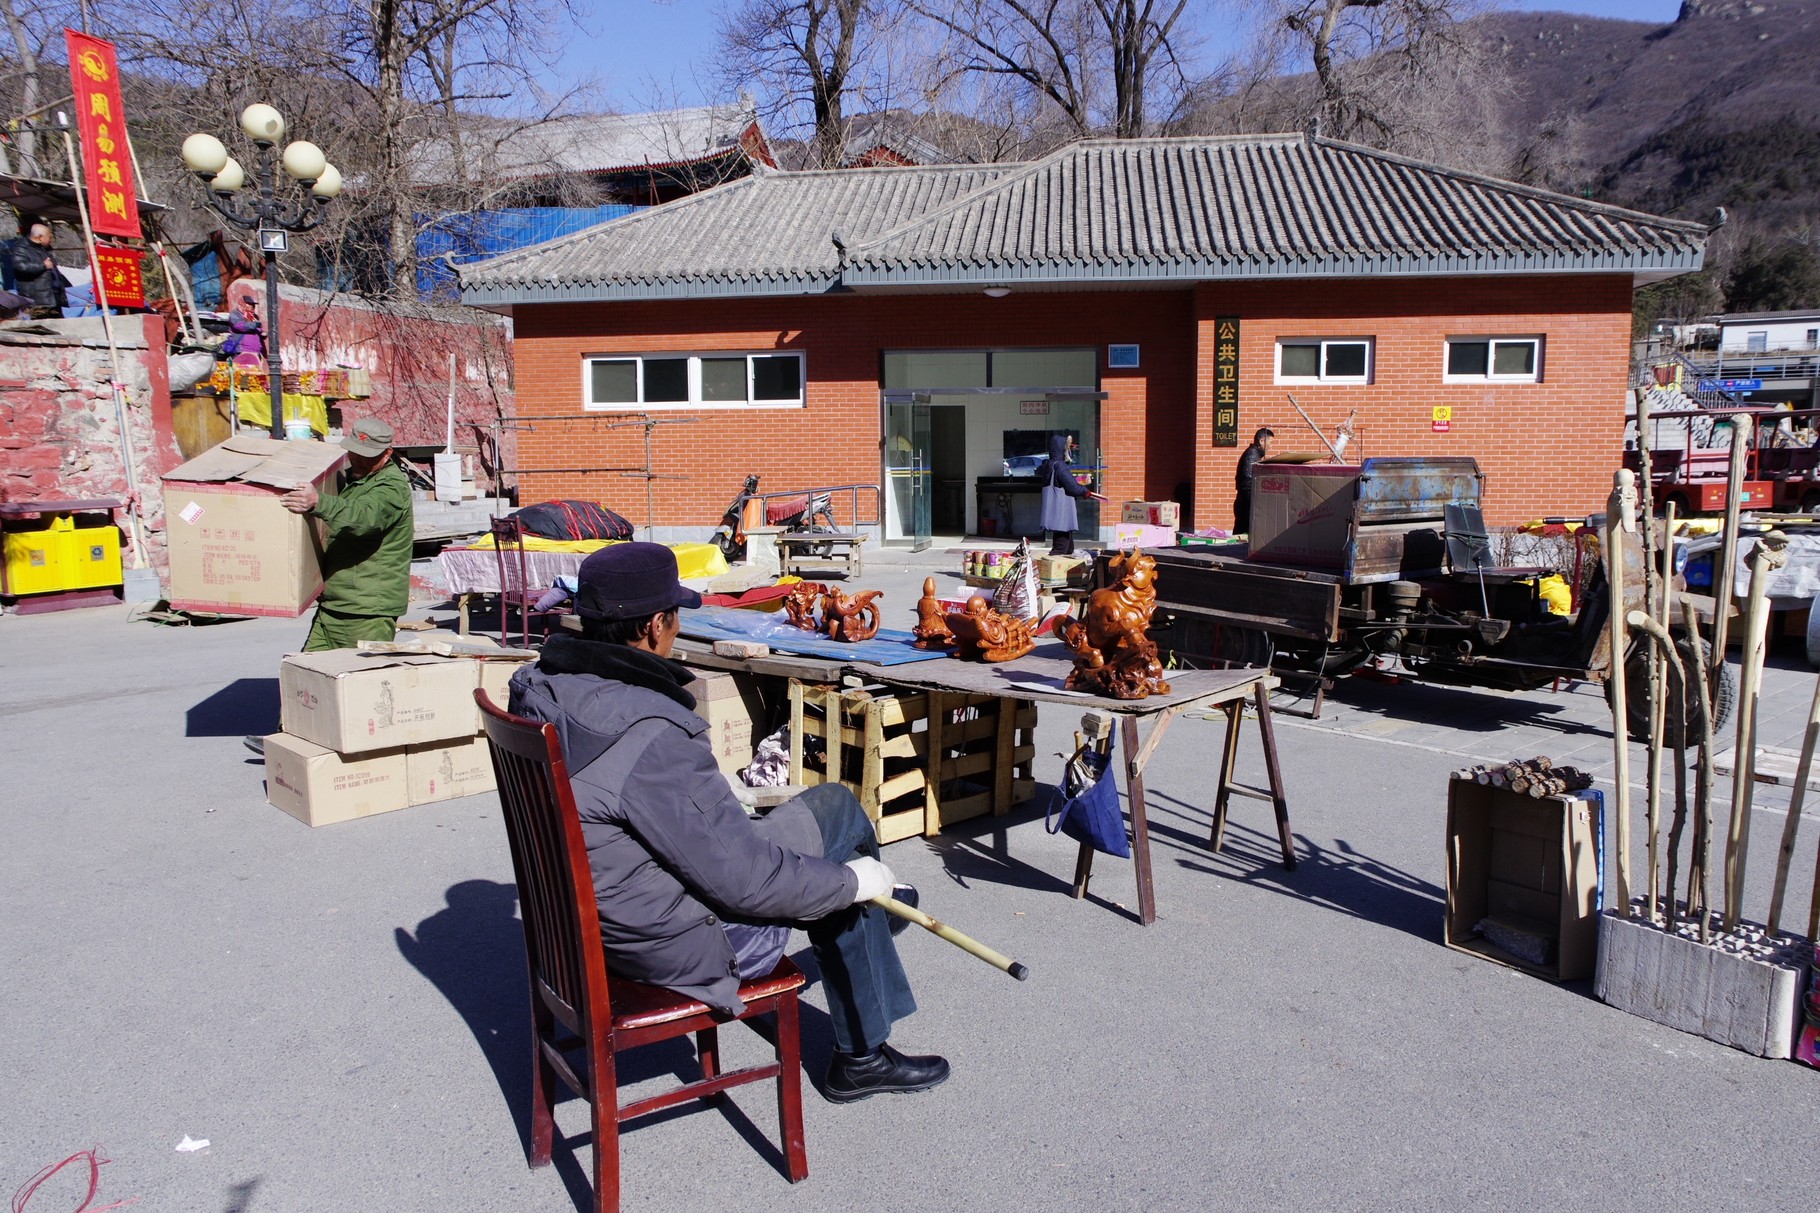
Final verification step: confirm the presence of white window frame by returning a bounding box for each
[1443,335,1544,384]
[581,351,806,410]
[1274,337,1373,385]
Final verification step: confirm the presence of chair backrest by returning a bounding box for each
[1442,502,1492,572]
[490,516,532,595]
[476,687,612,1036]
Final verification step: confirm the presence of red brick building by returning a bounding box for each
[461,134,1706,541]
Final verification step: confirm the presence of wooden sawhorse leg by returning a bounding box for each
[1073,705,1183,926]
[1210,684,1296,870]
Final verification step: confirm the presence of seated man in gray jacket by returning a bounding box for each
[508,542,949,1102]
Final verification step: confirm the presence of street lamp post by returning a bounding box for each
[180,105,343,440]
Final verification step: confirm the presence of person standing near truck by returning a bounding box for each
[280,418,414,651]
[1233,427,1275,535]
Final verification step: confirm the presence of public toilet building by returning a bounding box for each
[460,133,1706,542]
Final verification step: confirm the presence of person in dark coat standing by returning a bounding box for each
[1037,432,1108,555]
[508,543,951,1103]
[1233,427,1275,535]
[10,224,67,317]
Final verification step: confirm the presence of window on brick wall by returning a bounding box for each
[1445,336,1543,383]
[583,352,805,409]
[1275,338,1372,384]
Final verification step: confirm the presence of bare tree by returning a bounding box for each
[909,0,1190,139]
[1259,0,1504,157]
[718,0,898,169]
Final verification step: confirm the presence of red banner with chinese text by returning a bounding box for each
[64,31,141,240]
[92,244,145,308]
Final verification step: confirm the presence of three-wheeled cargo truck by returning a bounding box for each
[1104,456,1731,732]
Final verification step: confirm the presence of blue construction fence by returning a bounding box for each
[415,204,643,299]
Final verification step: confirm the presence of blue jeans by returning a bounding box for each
[728,784,915,1053]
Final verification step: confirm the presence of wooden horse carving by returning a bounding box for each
[945,596,1036,663]
[823,587,882,642]
[910,577,954,649]
[1055,548,1170,699]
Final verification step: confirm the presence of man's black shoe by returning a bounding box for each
[823,1043,950,1103]
[886,883,918,937]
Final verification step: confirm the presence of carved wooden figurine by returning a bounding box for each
[945,595,1036,663]
[783,581,830,631]
[910,577,954,649]
[823,587,883,642]
[1055,548,1171,699]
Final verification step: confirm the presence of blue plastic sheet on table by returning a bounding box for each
[677,605,948,665]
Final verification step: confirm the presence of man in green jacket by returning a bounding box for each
[281,418,414,651]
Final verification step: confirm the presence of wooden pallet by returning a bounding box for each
[786,680,1037,843]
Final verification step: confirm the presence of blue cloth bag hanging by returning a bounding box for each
[1045,750,1131,858]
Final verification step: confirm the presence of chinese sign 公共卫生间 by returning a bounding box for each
[1213,315,1240,448]
[64,31,140,242]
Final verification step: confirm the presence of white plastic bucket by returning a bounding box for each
[283,417,314,441]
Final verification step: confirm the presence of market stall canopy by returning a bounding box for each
[0,170,165,229]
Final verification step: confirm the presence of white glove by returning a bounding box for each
[722,771,758,810]
[845,856,897,903]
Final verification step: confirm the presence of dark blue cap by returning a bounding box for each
[574,542,703,621]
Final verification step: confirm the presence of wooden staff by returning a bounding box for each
[1605,470,1639,915]
[872,894,1030,981]
[1628,609,1685,926]
[1645,500,1677,922]
[1722,531,1788,932]
[1679,597,1719,942]
[1768,671,1820,934]
[1708,414,1754,693]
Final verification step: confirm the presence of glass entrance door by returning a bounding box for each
[884,393,932,550]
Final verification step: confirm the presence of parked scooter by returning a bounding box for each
[711,473,837,562]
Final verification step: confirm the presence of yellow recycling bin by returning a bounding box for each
[1,504,124,597]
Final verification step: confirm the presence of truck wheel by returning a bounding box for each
[1801,491,1820,515]
[1620,636,1735,746]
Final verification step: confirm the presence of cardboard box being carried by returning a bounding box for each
[408,736,497,805]
[162,434,347,616]
[1120,500,1181,528]
[264,732,409,826]
[281,650,482,754]
[692,669,770,776]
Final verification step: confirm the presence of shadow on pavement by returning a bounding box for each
[1147,791,1445,942]
[398,879,809,1212]
[1324,676,1601,737]
[186,678,280,737]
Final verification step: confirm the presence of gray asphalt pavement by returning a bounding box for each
[3,559,1817,1213]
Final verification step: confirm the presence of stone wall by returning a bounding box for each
[0,314,181,572]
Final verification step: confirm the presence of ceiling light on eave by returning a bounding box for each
[982,285,1011,298]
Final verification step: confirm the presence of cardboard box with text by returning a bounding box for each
[408,736,498,805]
[264,732,409,826]
[162,435,346,616]
[281,650,481,754]
[692,669,770,777]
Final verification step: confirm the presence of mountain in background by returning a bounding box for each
[1478,0,1819,314]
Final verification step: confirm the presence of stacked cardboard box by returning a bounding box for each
[264,646,533,826]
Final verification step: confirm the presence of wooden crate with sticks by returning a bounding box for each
[786,680,1037,844]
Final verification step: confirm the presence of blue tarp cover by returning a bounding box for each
[678,605,949,666]
[416,205,641,297]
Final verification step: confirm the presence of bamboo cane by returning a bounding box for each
[1606,470,1639,915]
[1768,671,1820,934]
[1708,414,1754,693]
[1680,597,1718,942]
[871,894,1029,981]
[1721,531,1787,932]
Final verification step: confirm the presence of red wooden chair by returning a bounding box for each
[476,689,809,1213]
[489,516,564,644]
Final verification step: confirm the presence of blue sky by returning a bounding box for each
[557,0,1687,113]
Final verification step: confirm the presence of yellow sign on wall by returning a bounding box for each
[1432,406,1452,422]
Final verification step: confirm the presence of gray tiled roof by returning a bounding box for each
[460,133,1706,306]
[459,163,1010,303]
